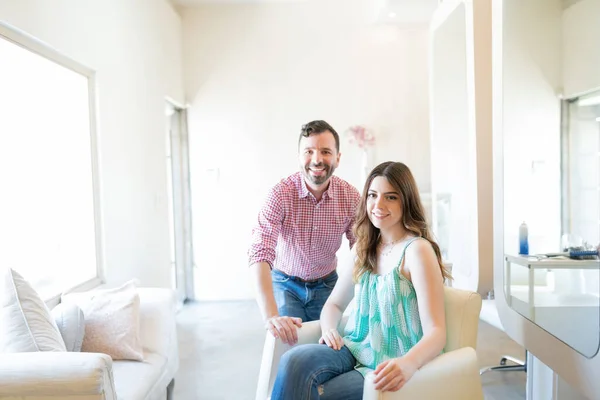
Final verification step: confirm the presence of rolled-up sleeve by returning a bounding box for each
[248,188,284,267]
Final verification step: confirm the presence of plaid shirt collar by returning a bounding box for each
[298,173,336,200]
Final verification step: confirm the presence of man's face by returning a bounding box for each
[298,131,340,187]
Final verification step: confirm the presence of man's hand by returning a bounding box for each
[265,316,302,345]
[372,357,418,392]
[319,328,344,350]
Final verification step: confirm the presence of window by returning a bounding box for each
[0,22,102,300]
[561,90,600,297]
[562,90,600,248]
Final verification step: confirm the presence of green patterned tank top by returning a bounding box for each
[342,237,424,376]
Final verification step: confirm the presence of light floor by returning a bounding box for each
[173,300,526,400]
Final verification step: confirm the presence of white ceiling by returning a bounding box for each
[562,0,585,8]
[170,0,440,24]
[378,0,439,24]
[172,0,305,5]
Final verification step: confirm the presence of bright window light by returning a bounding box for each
[0,25,101,299]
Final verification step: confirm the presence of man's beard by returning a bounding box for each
[303,163,335,186]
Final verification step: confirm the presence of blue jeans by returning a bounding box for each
[271,344,364,400]
[271,269,338,322]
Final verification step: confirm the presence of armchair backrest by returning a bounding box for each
[443,286,482,352]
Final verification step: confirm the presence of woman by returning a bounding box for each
[270,161,451,400]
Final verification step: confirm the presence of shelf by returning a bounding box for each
[506,254,599,269]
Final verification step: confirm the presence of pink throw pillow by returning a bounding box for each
[61,280,143,361]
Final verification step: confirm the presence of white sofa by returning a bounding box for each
[0,288,179,400]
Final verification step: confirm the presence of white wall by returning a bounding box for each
[429,0,493,295]
[562,0,600,97]
[502,0,562,256]
[430,3,476,291]
[181,0,432,300]
[0,0,185,288]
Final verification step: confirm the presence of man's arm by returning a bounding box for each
[251,261,279,322]
[250,261,302,344]
[248,189,302,344]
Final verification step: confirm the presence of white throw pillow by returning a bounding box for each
[52,302,86,352]
[0,267,67,352]
[61,280,143,361]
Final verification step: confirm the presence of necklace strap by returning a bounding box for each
[379,234,406,246]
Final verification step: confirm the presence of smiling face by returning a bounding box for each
[367,176,403,232]
[298,131,340,188]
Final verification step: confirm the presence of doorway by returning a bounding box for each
[165,99,196,306]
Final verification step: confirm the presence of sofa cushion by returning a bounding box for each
[52,302,86,352]
[112,351,166,400]
[0,267,66,352]
[61,280,143,361]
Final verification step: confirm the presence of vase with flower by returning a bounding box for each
[345,125,376,183]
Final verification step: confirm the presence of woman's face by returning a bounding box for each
[366,176,403,231]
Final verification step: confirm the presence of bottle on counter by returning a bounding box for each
[519,221,529,255]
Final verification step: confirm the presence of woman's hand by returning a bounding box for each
[372,357,418,392]
[319,328,344,350]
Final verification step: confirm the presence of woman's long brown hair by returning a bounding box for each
[352,161,451,282]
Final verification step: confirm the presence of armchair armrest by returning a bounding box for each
[0,352,116,399]
[255,320,322,400]
[362,347,483,400]
[256,316,350,400]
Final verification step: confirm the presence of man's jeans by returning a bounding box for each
[271,344,364,400]
[271,269,338,322]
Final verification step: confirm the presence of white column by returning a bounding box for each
[528,354,591,400]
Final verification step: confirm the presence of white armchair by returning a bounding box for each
[256,286,483,400]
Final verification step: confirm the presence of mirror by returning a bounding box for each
[502,0,600,357]
[431,2,468,263]
[430,2,480,291]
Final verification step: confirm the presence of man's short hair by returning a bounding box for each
[298,120,340,153]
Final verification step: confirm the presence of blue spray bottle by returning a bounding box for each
[519,222,529,255]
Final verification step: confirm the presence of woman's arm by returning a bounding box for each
[373,239,446,391]
[401,239,446,368]
[318,248,356,349]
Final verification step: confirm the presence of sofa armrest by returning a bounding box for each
[0,352,116,399]
[362,347,483,400]
[137,288,178,357]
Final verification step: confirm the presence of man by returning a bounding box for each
[248,120,360,345]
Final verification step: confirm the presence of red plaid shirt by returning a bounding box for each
[248,172,360,280]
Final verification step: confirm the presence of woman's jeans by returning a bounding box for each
[271,344,364,400]
[271,269,337,322]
